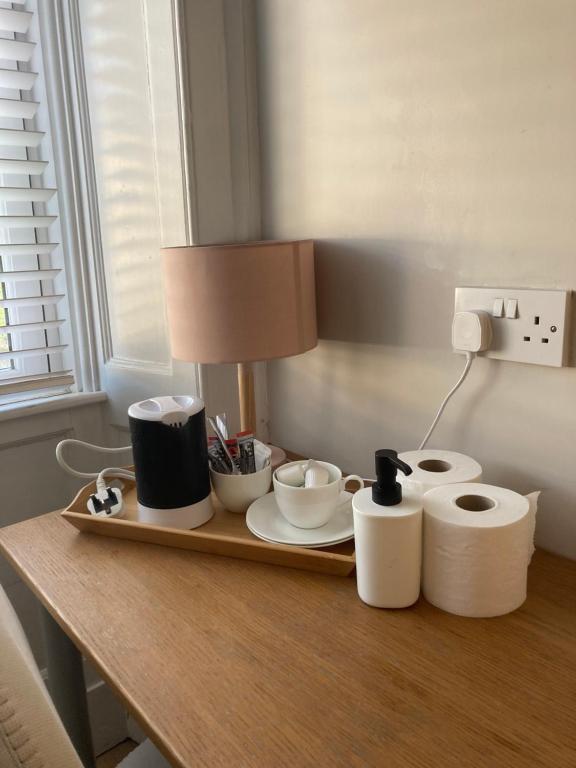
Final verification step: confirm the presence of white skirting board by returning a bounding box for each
[127,715,147,745]
[86,673,130,756]
[40,663,129,757]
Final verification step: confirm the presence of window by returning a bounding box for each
[0,0,74,402]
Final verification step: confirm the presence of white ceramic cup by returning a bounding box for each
[273,460,364,529]
[211,464,272,514]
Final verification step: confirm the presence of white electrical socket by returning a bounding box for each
[454,287,571,367]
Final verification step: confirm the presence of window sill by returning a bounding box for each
[0,391,108,423]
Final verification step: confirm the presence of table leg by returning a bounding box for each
[41,607,96,768]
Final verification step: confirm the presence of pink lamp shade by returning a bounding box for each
[161,240,317,364]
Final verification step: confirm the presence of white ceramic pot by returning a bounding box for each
[211,464,272,513]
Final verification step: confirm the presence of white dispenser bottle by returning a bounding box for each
[353,449,422,608]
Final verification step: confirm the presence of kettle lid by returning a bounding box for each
[128,395,204,424]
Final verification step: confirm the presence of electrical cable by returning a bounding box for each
[56,439,134,493]
[418,352,475,450]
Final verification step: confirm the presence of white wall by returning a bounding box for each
[256,0,576,558]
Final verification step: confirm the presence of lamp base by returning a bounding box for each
[238,362,256,434]
[237,362,286,469]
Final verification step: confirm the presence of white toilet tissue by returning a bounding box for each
[422,483,536,617]
[398,449,482,494]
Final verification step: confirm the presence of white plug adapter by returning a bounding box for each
[452,310,492,352]
[87,487,123,518]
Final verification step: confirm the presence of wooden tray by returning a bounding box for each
[62,479,356,577]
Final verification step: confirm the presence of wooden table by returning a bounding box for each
[1,511,575,768]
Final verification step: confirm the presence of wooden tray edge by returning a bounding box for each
[62,478,355,577]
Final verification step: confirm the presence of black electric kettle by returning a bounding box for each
[128,395,212,529]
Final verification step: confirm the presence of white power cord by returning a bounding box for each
[56,440,134,517]
[418,308,493,450]
[56,439,134,490]
[418,352,475,450]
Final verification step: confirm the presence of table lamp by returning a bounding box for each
[161,240,317,454]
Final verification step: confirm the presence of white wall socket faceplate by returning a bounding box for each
[454,287,571,367]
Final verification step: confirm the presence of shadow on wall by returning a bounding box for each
[314,239,576,361]
[314,239,462,348]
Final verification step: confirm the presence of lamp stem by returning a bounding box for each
[237,362,256,434]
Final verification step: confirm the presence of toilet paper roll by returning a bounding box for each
[423,483,534,617]
[398,449,482,494]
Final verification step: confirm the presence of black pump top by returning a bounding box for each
[372,449,413,506]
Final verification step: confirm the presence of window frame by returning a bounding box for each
[31,0,269,438]
[0,0,78,401]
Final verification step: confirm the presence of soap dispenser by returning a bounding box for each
[352,449,422,608]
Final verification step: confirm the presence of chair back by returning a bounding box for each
[0,586,82,768]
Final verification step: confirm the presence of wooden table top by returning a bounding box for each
[1,511,575,768]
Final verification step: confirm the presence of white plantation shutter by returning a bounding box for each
[0,0,74,396]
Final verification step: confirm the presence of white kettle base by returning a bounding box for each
[137,495,213,529]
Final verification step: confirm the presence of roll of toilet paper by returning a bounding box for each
[398,449,482,494]
[422,483,534,617]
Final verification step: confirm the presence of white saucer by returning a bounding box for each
[251,532,354,549]
[246,491,355,548]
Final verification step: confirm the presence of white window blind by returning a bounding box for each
[0,0,73,397]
